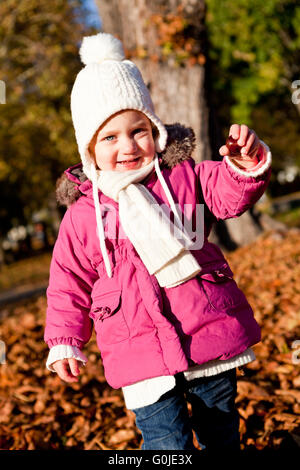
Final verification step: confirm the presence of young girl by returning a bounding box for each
[44,33,272,451]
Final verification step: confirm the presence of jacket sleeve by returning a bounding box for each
[194,141,272,221]
[44,205,99,349]
[46,345,88,371]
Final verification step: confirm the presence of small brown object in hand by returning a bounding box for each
[226,135,242,157]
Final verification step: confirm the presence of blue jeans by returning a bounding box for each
[132,369,240,451]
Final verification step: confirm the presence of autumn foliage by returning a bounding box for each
[0,228,299,450]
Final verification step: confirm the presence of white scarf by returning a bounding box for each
[91,154,201,288]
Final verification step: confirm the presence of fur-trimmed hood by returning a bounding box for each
[56,123,196,207]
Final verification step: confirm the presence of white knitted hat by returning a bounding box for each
[70,32,168,179]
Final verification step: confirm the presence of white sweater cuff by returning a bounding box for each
[224,140,272,178]
[46,344,88,372]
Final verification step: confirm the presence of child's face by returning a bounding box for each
[89,110,156,172]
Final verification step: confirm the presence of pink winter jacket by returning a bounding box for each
[44,124,271,389]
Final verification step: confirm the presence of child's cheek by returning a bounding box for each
[144,136,155,155]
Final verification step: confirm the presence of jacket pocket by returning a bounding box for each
[198,264,249,312]
[90,290,130,345]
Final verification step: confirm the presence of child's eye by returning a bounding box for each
[133,128,145,135]
[105,135,115,141]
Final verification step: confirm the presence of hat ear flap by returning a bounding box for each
[154,124,168,153]
[151,123,159,140]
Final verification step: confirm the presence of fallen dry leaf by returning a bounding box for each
[0,228,299,450]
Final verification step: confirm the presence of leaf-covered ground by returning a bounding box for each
[0,228,299,451]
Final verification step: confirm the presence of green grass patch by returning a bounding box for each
[272,206,300,228]
[0,252,51,291]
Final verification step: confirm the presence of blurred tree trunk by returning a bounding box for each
[95,0,283,250]
[95,0,209,162]
[0,237,4,269]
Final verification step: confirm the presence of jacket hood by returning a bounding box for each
[56,123,196,207]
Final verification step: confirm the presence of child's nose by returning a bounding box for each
[122,137,138,153]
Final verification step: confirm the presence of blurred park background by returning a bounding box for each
[0,0,299,452]
[0,0,300,285]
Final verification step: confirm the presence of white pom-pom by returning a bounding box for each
[79,33,125,66]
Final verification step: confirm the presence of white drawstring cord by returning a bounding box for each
[91,164,112,278]
[91,155,191,279]
[154,154,191,241]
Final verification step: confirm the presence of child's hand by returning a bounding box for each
[52,358,82,383]
[219,124,260,169]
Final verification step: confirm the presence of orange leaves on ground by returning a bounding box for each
[0,296,140,450]
[0,228,299,450]
[227,228,300,451]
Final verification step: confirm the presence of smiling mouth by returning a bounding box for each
[117,157,140,163]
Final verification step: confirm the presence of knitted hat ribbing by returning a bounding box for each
[70,33,168,180]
